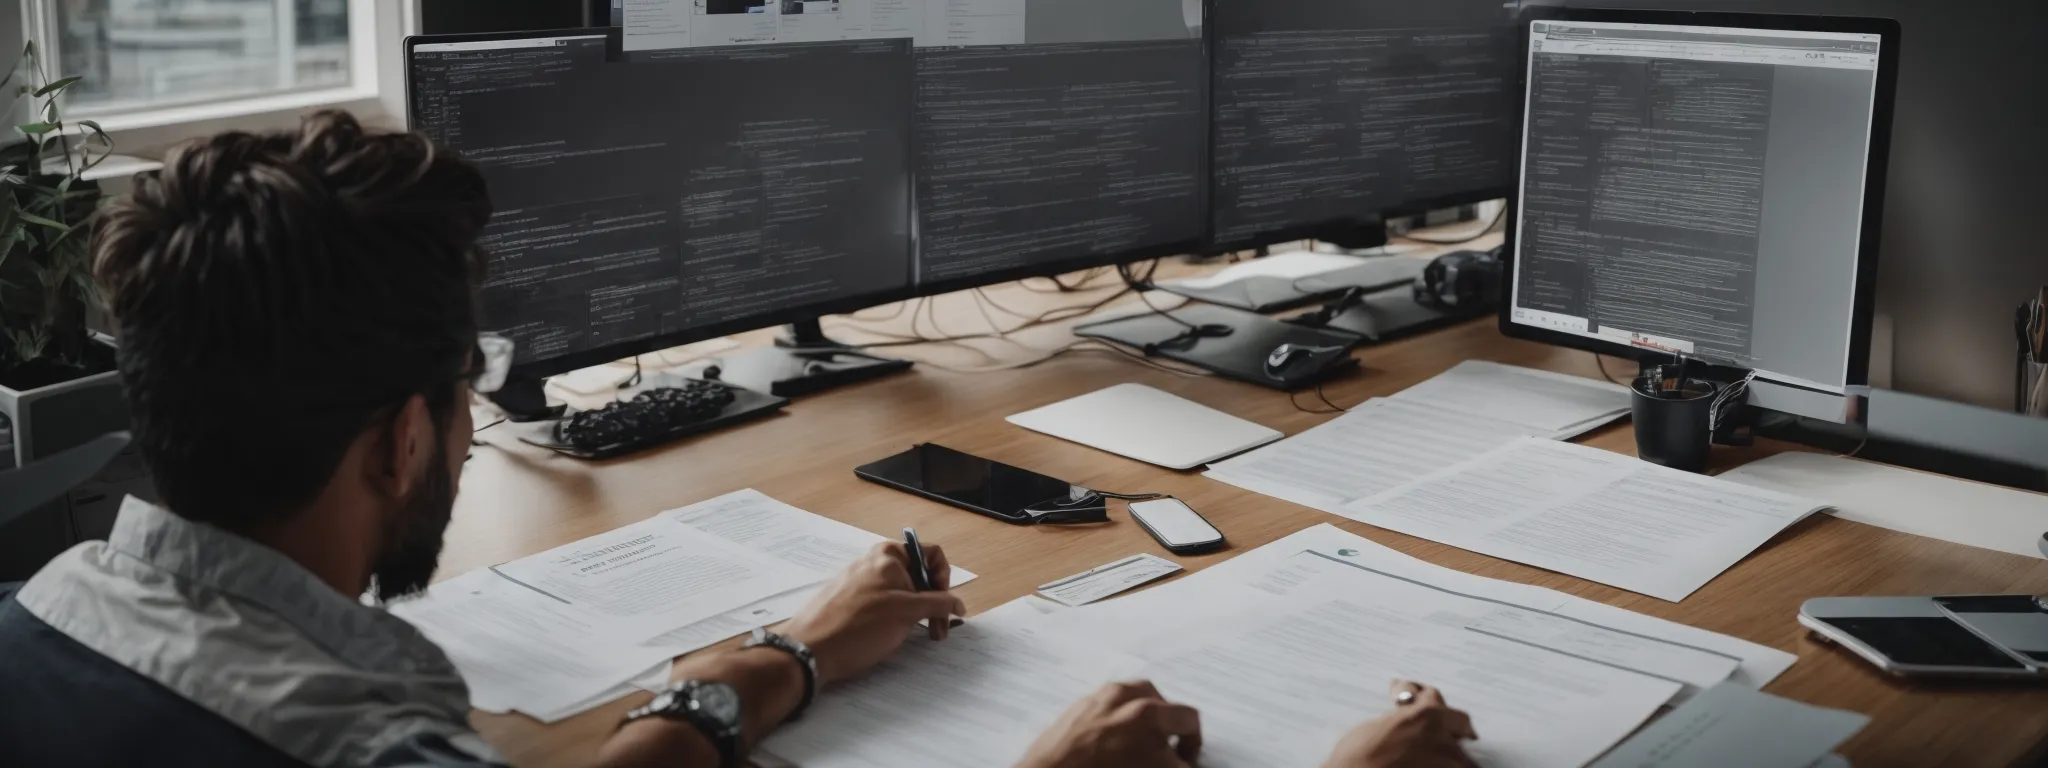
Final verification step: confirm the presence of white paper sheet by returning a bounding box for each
[1036,554,1184,607]
[490,515,823,643]
[1136,589,1679,768]
[1718,452,2048,560]
[639,490,979,657]
[1391,360,1630,436]
[1206,399,1543,512]
[1589,684,1869,768]
[1037,525,1795,699]
[523,662,675,725]
[1341,439,1828,602]
[759,599,1140,768]
[390,570,661,715]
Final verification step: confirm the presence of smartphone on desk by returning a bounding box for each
[1801,595,2048,680]
[855,443,1107,525]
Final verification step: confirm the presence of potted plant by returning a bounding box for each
[0,40,135,576]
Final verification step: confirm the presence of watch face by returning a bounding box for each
[692,682,742,725]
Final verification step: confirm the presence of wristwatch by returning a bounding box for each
[623,680,742,767]
[745,628,820,721]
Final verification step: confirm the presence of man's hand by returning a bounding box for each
[778,542,966,686]
[1015,681,1203,768]
[1324,680,1479,768]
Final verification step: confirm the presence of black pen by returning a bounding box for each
[903,527,934,592]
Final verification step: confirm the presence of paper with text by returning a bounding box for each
[490,514,822,643]
[390,570,659,715]
[639,489,978,656]
[760,599,1139,768]
[1589,684,1869,768]
[1207,399,1541,512]
[1037,553,1183,607]
[1341,439,1828,601]
[1391,360,1630,436]
[1134,587,1679,768]
[1037,525,1794,699]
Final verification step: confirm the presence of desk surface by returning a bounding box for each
[455,237,2048,768]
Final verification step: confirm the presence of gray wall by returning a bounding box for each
[1525,0,2048,410]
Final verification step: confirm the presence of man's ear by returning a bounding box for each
[369,394,436,501]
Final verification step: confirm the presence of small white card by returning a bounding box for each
[1037,554,1185,608]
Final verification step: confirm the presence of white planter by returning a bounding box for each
[0,343,148,580]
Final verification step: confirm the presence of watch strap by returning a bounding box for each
[746,628,819,721]
[623,680,741,768]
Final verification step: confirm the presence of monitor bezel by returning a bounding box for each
[1495,8,1901,399]
[1201,0,1520,255]
[404,28,1202,382]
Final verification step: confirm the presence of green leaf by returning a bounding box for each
[17,210,68,231]
[16,122,56,136]
[33,76,80,98]
[76,119,111,147]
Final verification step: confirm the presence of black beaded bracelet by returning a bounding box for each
[745,628,818,721]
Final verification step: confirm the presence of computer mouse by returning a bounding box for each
[1266,343,1349,378]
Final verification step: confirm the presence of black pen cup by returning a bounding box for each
[1631,368,1718,473]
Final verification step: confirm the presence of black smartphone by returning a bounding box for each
[855,444,1105,525]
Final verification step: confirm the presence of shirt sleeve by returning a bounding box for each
[370,731,514,768]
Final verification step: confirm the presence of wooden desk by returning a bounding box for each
[454,239,2048,768]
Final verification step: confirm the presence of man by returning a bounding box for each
[0,111,1475,767]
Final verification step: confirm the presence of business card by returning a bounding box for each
[1037,553,1185,608]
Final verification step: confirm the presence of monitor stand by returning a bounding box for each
[712,319,912,398]
[488,375,566,423]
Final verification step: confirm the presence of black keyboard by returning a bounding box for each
[537,379,788,459]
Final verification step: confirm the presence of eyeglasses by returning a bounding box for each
[472,333,514,395]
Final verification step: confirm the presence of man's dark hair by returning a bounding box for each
[92,110,492,530]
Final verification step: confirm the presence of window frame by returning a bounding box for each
[18,0,417,154]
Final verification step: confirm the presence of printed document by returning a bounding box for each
[396,490,973,718]
[760,599,1139,768]
[1340,439,1828,601]
[1037,525,1795,699]
[391,569,662,715]
[1205,362,1628,515]
[1207,399,1542,512]
[1136,589,1679,768]
[640,490,977,657]
[1392,360,1631,437]
[488,514,821,643]
[1589,684,1869,768]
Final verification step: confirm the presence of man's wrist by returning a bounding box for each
[744,629,819,721]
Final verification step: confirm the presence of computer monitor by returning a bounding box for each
[406,30,916,410]
[1500,9,1900,423]
[909,0,1207,292]
[1208,0,1519,251]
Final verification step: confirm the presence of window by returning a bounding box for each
[32,0,363,118]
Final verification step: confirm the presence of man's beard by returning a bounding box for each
[371,440,457,602]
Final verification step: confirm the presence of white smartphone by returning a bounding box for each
[1128,498,1225,555]
[1800,595,2048,680]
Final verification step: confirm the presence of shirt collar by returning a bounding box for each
[106,496,456,676]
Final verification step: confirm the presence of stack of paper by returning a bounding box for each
[391,490,976,722]
[1589,684,1869,768]
[759,524,1802,768]
[1207,360,1630,513]
[1338,439,1829,602]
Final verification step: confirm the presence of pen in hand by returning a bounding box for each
[903,527,964,637]
[903,527,934,592]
